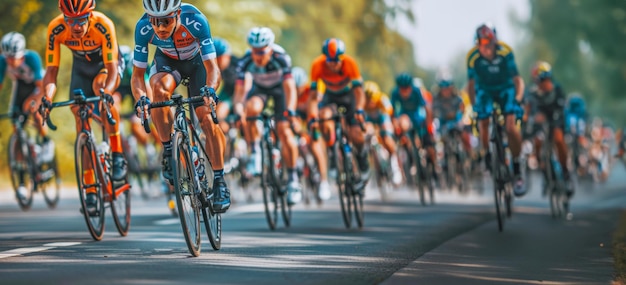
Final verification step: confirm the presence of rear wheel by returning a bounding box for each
[172,132,202,257]
[75,133,105,241]
[8,133,34,211]
[335,145,352,229]
[261,138,279,230]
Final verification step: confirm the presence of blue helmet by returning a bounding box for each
[213,37,231,57]
[568,93,585,109]
[322,38,345,62]
[395,73,413,88]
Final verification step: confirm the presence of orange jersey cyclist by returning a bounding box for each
[131,0,230,213]
[42,0,128,212]
[232,27,302,205]
[307,38,370,190]
[467,23,526,196]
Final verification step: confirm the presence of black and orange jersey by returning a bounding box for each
[309,55,362,94]
[45,11,119,67]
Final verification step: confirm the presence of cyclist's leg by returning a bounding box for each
[474,89,493,170]
[271,86,301,203]
[309,94,330,189]
[216,95,232,133]
[500,87,526,194]
[379,113,402,184]
[242,86,266,176]
[339,92,368,179]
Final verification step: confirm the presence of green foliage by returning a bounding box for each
[524,0,626,124]
[0,0,419,179]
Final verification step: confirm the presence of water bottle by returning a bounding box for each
[98,142,110,173]
[192,146,206,182]
[272,148,281,170]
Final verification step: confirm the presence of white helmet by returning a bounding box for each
[291,67,308,88]
[247,27,275,48]
[143,0,181,17]
[1,32,26,58]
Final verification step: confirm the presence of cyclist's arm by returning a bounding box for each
[103,61,120,95]
[202,58,220,91]
[43,66,58,101]
[278,53,296,112]
[307,62,322,119]
[467,79,476,106]
[513,76,524,103]
[131,65,149,101]
[233,55,250,116]
[346,58,364,111]
[99,16,120,95]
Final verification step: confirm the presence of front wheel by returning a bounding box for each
[75,133,105,241]
[8,133,34,211]
[261,138,279,230]
[335,145,352,229]
[202,197,222,250]
[41,154,61,209]
[172,131,202,257]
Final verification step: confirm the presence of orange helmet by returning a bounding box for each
[59,0,95,18]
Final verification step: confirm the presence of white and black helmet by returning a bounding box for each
[247,27,275,48]
[143,0,181,17]
[1,32,26,58]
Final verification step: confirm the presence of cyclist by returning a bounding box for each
[391,72,437,179]
[363,80,402,186]
[1,32,50,198]
[233,27,302,205]
[565,93,588,143]
[307,38,370,189]
[525,61,573,196]
[292,66,331,200]
[432,75,472,161]
[466,23,526,196]
[132,0,230,213]
[213,37,241,133]
[42,0,127,210]
[115,45,159,148]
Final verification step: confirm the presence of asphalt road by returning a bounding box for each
[0,163,624,285]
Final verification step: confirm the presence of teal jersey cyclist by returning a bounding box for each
[466,23,526,197]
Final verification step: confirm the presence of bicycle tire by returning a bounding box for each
[370,146,387,201]
[202,202,222,250]
[281,192,292,228]
[41,155,61,209]
[335,144,352,229]
[110,181,131,236]
[353,189,364,229]
[75,133,105,241]
[261,137,279,230]
[8,133,34,211]
[412,144,427,206]
[172,132,202,256]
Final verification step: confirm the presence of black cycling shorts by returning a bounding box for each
[246,84,287,121]
[150,50,207,109]
[318,90,359,126]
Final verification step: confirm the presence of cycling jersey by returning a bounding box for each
[46,12,119,67]
[528,83,566,115]
[133,3,217,69]
[433,94,463,124]
[466,41,519,91]
[390,86,426,117]
[236,44,292,89]
[309,55,362,94]
[0,50,44,85]
[219,55,240,99]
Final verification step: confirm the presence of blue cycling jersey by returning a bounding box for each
[390,86,426,116]
[0,50,44,85]
[132,3,216,68]
[466,41,519,91]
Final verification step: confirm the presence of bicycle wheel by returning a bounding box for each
[75,133,105,241]
[110,181,132,236]
[261,138,279,230]
[425,160,436,205]
[281,191,292,228]
[335,144,353,229]
[40,152,61,209]
[353,186,365,229]
[370,146,388,201]
[412,147,427,206]
[8,133,34,211]
[202,196,222,250]
[172,132,202,256]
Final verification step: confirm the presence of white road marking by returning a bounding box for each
[0,242,82,259]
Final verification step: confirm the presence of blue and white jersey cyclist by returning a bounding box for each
[232,27,303,206]
[466,23,526,197]
[131,0,231,213]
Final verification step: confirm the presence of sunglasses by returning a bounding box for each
[149,14,177,27]
[64,14,90,27]
[325,56,342,63]
[252,47,271,56]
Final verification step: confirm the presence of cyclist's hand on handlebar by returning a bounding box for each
[39,96,52,117]
[355,109,366,124]
[200,86,218,105]
[134,96,151,119]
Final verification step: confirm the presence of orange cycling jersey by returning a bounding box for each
[46,12,119,67]
[365,94,393,116]
[310,55,362,94]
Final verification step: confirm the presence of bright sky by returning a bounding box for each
[397,0,530,69]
